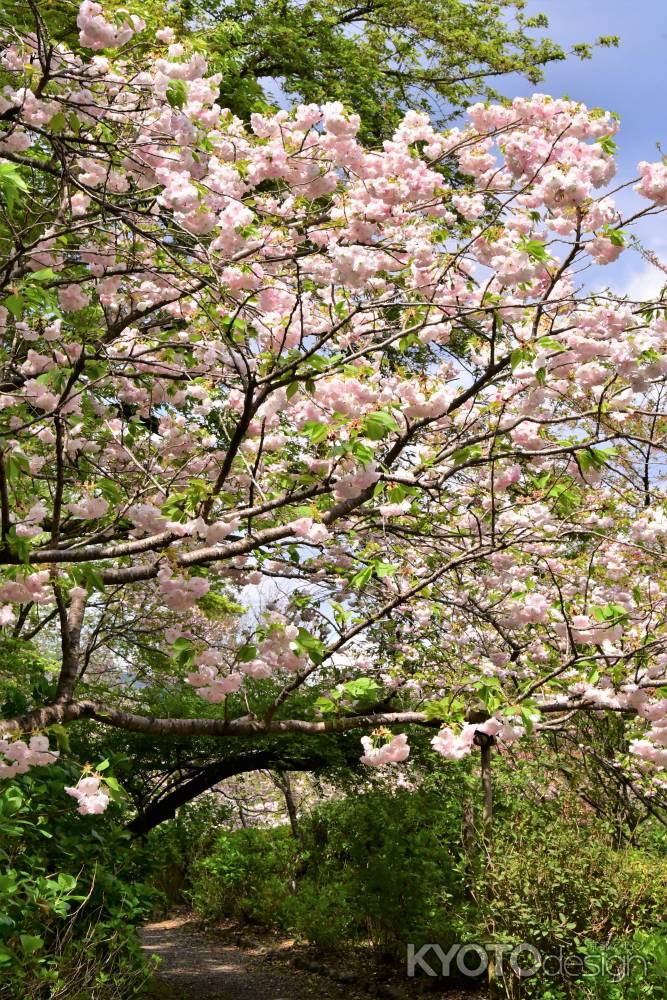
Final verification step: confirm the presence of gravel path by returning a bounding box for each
[141,915,486,1000]
[140,916,366,1000]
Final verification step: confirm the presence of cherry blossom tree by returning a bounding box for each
[1,1,667,819]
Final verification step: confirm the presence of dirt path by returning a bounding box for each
[141,915,486,1000]
[140,916,368,1000]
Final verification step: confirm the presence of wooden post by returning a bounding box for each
[478,734,494,839]
[474,732,497,998]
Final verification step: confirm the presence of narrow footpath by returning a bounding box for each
[141,915,366,999]
[141,915,483,1000]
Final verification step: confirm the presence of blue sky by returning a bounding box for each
[507,0,667,295]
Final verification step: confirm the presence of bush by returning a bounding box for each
[143,796,234,910]
[0,768,158,1000]
[188,825,295,925]
[569,931,667,1000]
[290,788,471,954]
[187,785,473,954]
[184,770,667,1000]
[467,799,667,998]
[476,815,667,950]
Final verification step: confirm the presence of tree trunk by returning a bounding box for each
[127,748,336,837]
[274,770,303,845]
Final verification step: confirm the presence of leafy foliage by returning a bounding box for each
[0,767,157,999]
[164,0,617,141]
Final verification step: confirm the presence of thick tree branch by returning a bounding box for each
[128,747,346,836]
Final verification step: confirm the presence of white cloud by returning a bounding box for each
[620,262,667,301]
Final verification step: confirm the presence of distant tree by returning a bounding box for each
[0,0,618,142]
[181,0,618,139]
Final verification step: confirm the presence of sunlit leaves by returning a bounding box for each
[0,161,28,215]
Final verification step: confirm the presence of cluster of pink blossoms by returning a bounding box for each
[0,734,59,778]
[186,648,244,701]
[627,698,667,769]
[185,621,313,703]
[360,733,410,767]
[76,2,144,51]
[156,568,210,611]
[635,160,667,205]
[431,718,524,761]
[65,774,111,815]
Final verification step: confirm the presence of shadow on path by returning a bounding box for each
[140,916,355,1000]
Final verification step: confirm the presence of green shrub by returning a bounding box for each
[291,788,471,954]
[477,815,667,951]
[143,796,233,910]
[188,786,473,954]
[570,931,667,1000]
[188,825,295,925]
[468,804,667,998]
[0,768,157,1000]
[184,772,667,1000]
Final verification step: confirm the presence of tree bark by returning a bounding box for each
[273,771,304,845]
[127,749,337,837]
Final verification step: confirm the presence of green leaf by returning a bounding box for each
[590,603,628,624]
[97,478,124,505]
[578,447,611,473]
[2,294,23,319]
[48,724,70,754]
[237,643,258,662]
[0,787,23,816]
[0,874,18,893]
[0,161,29,215]
[360,409,399,441]
[342,677,381,703]
[172,637,193,651]
[5,452,29,484]
[27,267,56,283]
[302,420,329,445]
[423,698,453,721]
[56,873,77,892]
[387,484,408,503]
[294,627,325,664]
[166,80,188,109]
[48,111,67,134]
[519,705,535,736]
[350,564,373,589]
[536,336,565,352]
[20,935,43,955]
[510,346,536,371]
[313,695,337,715]
[80,564,105,593]
[348,440,375,465]
[451,444,482,466]
[7,525,32,565]
[517,238,551,263]
[604,227,626,247]
[596,134,617,156]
